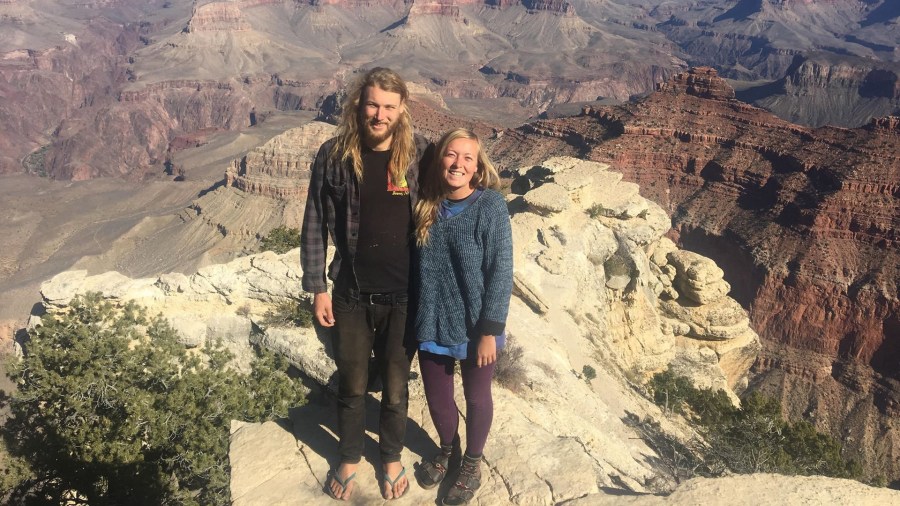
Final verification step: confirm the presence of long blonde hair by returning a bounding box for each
[330,67,415,186]
[414,128,499,247]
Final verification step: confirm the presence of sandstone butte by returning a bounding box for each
[489,67,900,482]
[30,155,900,504]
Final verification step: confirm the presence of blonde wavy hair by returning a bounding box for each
[330,67,415,185]
[414,128,499,247]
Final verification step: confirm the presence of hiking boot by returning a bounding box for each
[442,453,482,505]
[419,434,461,489]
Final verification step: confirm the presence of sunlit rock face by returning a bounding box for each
[225,121,335,199]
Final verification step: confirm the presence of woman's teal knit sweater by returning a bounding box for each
[414,189,513,347]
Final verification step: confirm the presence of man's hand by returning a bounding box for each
[477,335,497,368]
[313,292,335,327]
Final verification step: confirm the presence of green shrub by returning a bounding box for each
[649,370,736,426]
[587,204,607,219]
[262,298,313,328]
[582,365,597,382]
[259,226,301,254]
[1,293,306,505]
[647,370,862,481]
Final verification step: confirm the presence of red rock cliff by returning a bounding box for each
[186,2,250,33]
[489,68,900,481]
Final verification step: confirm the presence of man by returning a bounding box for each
[300,67,430,501]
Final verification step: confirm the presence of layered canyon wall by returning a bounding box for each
[490,67,900,481]
[225,121,334,199]
[5,0,900,179]
[737,54,900,127]
[0,18,144,175]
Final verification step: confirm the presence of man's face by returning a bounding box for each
[360,85,404,150]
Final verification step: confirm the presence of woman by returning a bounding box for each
[412,128,513,505]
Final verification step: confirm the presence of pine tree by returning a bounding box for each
[2,293,306,505]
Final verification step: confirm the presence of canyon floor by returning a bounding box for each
[0,111,311,325]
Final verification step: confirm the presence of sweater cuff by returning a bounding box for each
[477,319,506,337]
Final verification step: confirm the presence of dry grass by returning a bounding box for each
[494,333,527,393]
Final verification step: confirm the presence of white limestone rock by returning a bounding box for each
[40,269,89,306]
[569,474,900,505]
[553,159,609,191]
[524,182,571,215]
[660,296,750,341]
[668,250,731,304]
[167,313,207,348]
[649,237,678,268]
[207,314,254,366]
[253,326,334,387]
[229,420,308,505]
[246,251,304,301]
[499,157,759,391]
[156,272,191,294]
[538,156,580,174]
[582,222,618,266]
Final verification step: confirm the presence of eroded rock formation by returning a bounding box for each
[741,54,900,127]
[0,19,144,175]
[186,2,250,33]
[225,121,335,199]
[5,0,899,178]
[657,67,736,101]
[490,69,900,481]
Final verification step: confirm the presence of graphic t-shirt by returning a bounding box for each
[355,147,412,293]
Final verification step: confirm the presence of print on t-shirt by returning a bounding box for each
[388,170,409,195]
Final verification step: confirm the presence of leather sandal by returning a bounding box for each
[419,448,452,489]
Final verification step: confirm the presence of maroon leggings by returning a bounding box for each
[418,350,495,457]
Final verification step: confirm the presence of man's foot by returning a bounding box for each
[382,461,409,500]
[327,462,358,501]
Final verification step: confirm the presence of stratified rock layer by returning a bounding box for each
[225,121,334,199]
[745,54,900,127]
[186,2,250,33]
[490,68,900,481]
[657,67,736,101]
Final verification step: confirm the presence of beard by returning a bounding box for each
[361,117,399,147]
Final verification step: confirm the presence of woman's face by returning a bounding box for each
[441,137,479,199]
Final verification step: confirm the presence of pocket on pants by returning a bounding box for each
[332,294,356,314]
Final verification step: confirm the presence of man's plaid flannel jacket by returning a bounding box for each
[300,133,432,294]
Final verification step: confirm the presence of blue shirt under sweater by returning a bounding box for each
[415,188,513,355]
